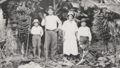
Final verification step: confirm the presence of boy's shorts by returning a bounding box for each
[32,35,41,47]
[79,36,89,45]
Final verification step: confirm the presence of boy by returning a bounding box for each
[76,21,92,65]
[41,6,62,61]
[77,21,92,48]
[31,19,43,59]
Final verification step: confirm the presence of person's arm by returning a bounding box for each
[75,23,78,40]
[88,27,92,42]
[31,27,34,34]
[41,18,45,26]
[77,28,80,41]
[75,31,78,39]
[56,16,62,29]
[40,27,43,37]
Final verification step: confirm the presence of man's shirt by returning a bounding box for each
[41,15,62,30]
[31,26,43,36]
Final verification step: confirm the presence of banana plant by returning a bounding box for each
[55,0,85,23]
[0,0,7,4]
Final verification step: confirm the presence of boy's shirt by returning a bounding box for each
[31,26,43,36]
[77,26,92,41]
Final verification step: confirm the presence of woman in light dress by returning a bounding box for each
[61,11,78,60]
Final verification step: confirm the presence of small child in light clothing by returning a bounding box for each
[76,21,92,65]
[77,21,92,49]
[31,19,43,59]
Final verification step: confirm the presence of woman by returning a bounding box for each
[61,11,78,60]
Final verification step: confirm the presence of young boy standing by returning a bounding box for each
[31,19,43,59]
[77,21,92,48]
[76,21,92,65]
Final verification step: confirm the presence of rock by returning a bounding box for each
[58,60,74,67]
[72,65,91,68]
[18,61,44,68]
[106,55,115,64]
[98,57,107,61]
[97,57,108,67]
[50,64,62,68]
[107,42,115,53]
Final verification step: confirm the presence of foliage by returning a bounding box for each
[92,11,111,42]
[7,0,43,43]
[81,0,96,10]
[0,0,7,4]
[55,0,72,21]
[0,9,6,42]
[57,29,63,54]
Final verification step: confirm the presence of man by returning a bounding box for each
[31,19,43,59]
[41,6,62,61]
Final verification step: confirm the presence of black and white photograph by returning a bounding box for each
[0,0,120,68]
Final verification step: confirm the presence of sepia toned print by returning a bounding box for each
[0,0,120,68]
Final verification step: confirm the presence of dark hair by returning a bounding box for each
[81,21,86,23]
[67,14,74,18]
[47,8,54,11]
[46,6,54,12]
[46,7,55,15]
[33,22,39,24]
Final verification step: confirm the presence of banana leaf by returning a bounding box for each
[0,0,7,4]
[88,0,120,15]
[32,0,42,2]
[80,0,120,14]
[106,4,120,15]
[104,0,120,4]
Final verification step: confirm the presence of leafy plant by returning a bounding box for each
[92,9,111,42]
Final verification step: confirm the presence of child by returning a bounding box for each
[31,19,43,59]
[77,21,92,48]
[61,11,78,61]
[76,21,92,65]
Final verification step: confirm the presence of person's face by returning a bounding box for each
[34,22,39,26]
[68,15,73,21]
[48,9,54,15]
[81,22,86,27]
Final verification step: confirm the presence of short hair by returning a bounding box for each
[67,14,75,18]
[81,21,86,23]
[46,6,54,12]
